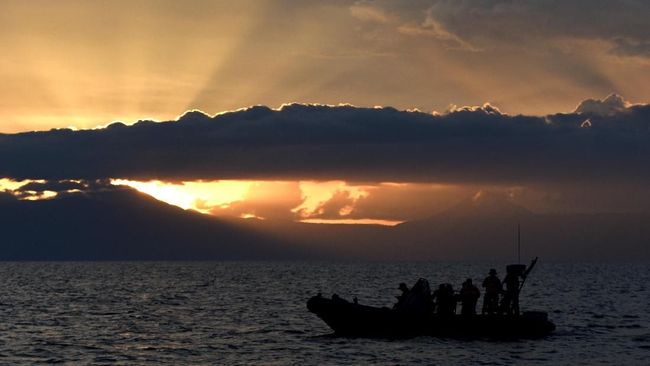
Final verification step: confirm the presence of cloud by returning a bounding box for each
[397,18,477,51]
[339,1,650,114]
[207,181,303,221]
[574,93,631,116]
[422,1,650,56]
[16,179,86,193]
[0,178,112,200]
[301,190,358,219]
[611,37,650,58]
[0,96,648,184]
[351,0,650,63]
[297,183,474,221]
[350,1,394,24]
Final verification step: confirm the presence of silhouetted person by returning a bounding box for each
[458,279,480,315]
[432,283,456,315]
[482,269,502,315]
[501,265,526,315]
[393,282,410,309]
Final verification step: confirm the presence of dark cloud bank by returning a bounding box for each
[1,95,649,184]
[1,95,649,261]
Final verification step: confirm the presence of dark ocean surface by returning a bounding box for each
[0,262,648,365]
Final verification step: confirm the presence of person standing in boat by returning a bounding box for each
[432,283,455,315]
[501,265,526,315]
[458,279,481,315]
[481,269,502,315]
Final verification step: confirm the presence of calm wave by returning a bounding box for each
[0,261,648,364]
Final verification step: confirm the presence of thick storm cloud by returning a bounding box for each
[0,96,648,184]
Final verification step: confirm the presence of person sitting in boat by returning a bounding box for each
[393,279,433,316]
[458,279,481,315]
[432,283,456,315]
[393,282,410,309]
[482,269,502,315]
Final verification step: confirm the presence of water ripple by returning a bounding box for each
[0,261,647,364]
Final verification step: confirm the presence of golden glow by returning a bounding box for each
[240,213,264,220]
[110,179,412,224]
[22,190,57,200]
[293,181,371,218]
[3,2,648,133]
[111,179,252,213]
[0,178,60,200]
[300,218,403,226]
[2,178,472,224]
[0,178,30,191]
[0,2,263,132]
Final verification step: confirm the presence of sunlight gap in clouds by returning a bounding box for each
[300,218,403,226]
[292,181,372,218]
[0,178,31,191]
[0,178,76,200]
[1,178,480,224]
[110,179,402,225]
[111,179,253,214]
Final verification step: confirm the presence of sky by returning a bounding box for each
[1,0,649,226]
[1,0,649,132]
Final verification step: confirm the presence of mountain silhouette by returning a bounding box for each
[440,190,532,218]
[0,188,648,261]
[394,191,649,261]
[0,187,311,260]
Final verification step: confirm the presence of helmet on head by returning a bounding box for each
[489,269,497,275]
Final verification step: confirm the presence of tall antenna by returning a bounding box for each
[517,223,521,264]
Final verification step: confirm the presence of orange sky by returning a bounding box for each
[1,178,469,224]
[3,174,650,224]
[1,1,649,223]
[111,179,411,225]
[1,1,649,132]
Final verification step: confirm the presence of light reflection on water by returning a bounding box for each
[0,261,648,364]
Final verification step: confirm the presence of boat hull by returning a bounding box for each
[307,296,555,338]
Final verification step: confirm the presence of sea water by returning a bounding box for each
[0,261,648,365]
